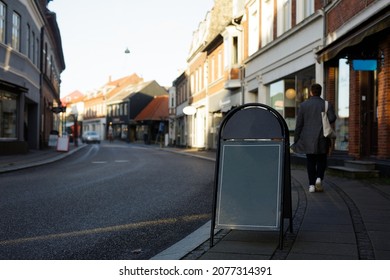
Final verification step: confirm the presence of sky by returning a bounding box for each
[48,0,214,96]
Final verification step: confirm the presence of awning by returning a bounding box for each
[0,80,28,93]
[317,10,389,62]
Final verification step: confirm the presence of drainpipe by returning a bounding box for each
[240,66,245,105]
[231,17,244,105]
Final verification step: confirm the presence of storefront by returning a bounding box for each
[317,9,389,159]
[268,66,316,137]
[0,81,35,155]
[244,10,324,145]
[208,88,242,149]
[0,90,18,140]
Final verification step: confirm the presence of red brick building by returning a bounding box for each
[318,0,389,160]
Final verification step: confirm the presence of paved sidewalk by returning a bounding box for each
[153,147,390,260]
[1,144,390,260]
[0,143,86,173]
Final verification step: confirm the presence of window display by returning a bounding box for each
[0,90,18,139]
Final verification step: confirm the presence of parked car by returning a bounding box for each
[82,131,101,144]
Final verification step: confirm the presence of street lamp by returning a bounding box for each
[124,47,130,54]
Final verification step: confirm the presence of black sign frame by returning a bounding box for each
[210,103,292,249]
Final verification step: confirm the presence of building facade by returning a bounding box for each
[317,0,389,159]
[174,0,240,149]
[243,0,325,144]
[172,0,389,165]
[82,74,144,141]
[0,0,64,154]
[135,95,169,145]
[105,80,168,142]
[171,71,190,147]
[40,0,65,148]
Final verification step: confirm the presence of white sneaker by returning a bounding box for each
[309,185,315,193]
[315,178,323,192]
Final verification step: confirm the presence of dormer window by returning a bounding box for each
[223,25,242,69]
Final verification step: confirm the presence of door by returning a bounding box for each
[360,71,378,157]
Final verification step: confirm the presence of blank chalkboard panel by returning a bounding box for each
[216,141,283,231]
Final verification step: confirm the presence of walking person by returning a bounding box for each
[108,124,113,143]
[292,83,337,193]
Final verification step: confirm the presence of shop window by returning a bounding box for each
[0,90,18,139]
[269,67,315,133]
[335,58,350,151]
[270,79,296,131]
[270,80,285,116]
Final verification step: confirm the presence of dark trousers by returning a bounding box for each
[306,154,327,185]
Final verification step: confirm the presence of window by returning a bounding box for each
[232,36,238,64]
[200,67,203,90]
[261,0,274,47]
[211,57,215,82]
[218,51,223,78]
[27,24,31,58]
[44,43,48,73]
[0,2,6,43]
[203,64,207,88]
[335,58,350,151]
[195,68,200,92]
[32,31,35,63]
[296,0,314,24]
[223,26,241,70]
[124,103,128,116]
[277,0,291,36]
[269,67,315,132]
[0,90,18,139]
[12,12,21,51]
[248,0,259,56]
[190,74,195,93]
[270,80,285,117]
[35,38,39,66]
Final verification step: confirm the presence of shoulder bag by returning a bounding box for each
[322,101,336,139]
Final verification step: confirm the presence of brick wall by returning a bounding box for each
[349,69,361,158]
[377,33,390,159]
[327,0,377,33]
[325,66,336,105]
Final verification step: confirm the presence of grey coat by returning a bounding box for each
[293,96,337,154]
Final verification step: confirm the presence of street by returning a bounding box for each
[0,143,215,259]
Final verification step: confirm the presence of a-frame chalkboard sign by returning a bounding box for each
[210,103,292,249]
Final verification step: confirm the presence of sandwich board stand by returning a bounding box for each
[56,135,70,152]
[210,103,292,249]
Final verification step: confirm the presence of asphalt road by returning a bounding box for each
[0,143,215,259]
